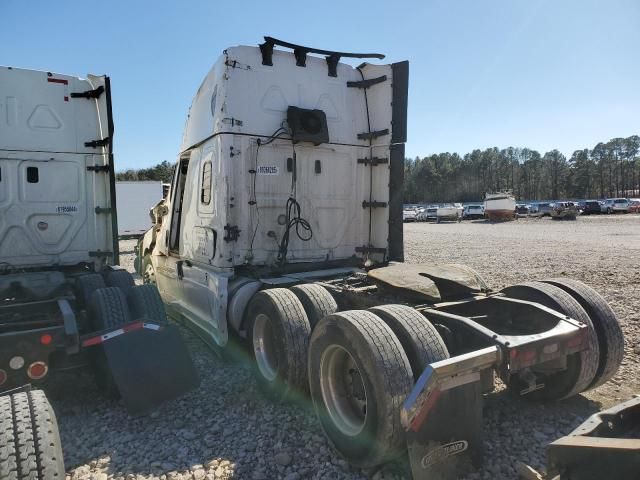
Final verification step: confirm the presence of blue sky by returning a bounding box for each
[1,0,638,169]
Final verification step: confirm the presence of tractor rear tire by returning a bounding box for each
[246,289,311,400]
[105,269,135,292]
[290,283,338,328]
[127,284,167,325]
[76,273,105,307]
[541,278,624,389]
[88,287,132,398]
[0,389,65,480]
[501,281,599,400]
[309,310,413,468]
[368,304,449,381]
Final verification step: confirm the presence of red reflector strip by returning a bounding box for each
[47,78,68,85]
[81,322,162,347]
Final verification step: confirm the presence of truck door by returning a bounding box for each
[178,149,229,346]
[154,154,190,303]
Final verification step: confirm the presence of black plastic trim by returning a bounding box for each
[357,157,388,166]
[357,129,389,140]
[388,143,405,262]
[260,36,385,77]
[347,75,387,89]
[104,76,120,264]
[391,61,409,143]
[70,85,104,99]
[362,201,387,208]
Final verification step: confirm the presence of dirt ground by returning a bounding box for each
[57,214,639,480]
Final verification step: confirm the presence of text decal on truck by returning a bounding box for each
[256,165,279,175]
[421,440,468,468]
[56,205,78,213]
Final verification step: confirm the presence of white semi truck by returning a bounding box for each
[137,37,624,478]
[0,66,198,480]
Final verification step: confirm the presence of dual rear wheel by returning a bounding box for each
[245,277,622,467]
[501,279,623,400]
[245,284,448,467]
[76,271,168,398]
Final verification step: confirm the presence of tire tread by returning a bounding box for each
[290,284,338,327]
[368,304,449,380]
[543,278,624,388]
[0,391,64,480]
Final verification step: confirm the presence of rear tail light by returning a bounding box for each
[0,369,6,386]
[40,334,52,345]
[27,361,48,380]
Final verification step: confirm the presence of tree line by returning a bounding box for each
[404,135,640,203]
[116,160,174,183]
[115,135,640,204]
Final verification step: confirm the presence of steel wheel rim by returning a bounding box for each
[319,344,367,437]
[253,313,278,381]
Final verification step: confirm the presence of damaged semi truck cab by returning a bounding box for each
[138,38,623,478]
[139,39,406,347]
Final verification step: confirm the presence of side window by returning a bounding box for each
[201,161,212,205]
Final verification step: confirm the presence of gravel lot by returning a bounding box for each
[54,215,640,480]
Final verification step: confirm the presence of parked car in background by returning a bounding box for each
[602,198,630,214]
[551,201,578,220]
[580,200,602,215]
[515,204,531,217]
[425,206,438,221]
[628,199,640,213]
[463,204,485,219]
[436,203,462,223]
[403,207,418,222]
[528,204,541,217]
[416,207,431,222]
[536,202,553,217]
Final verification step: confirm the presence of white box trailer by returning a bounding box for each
[115,180,163,237]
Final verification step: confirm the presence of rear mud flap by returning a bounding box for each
[406,382,483,479]
[102,324,200,414]
[402,346,501,479]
